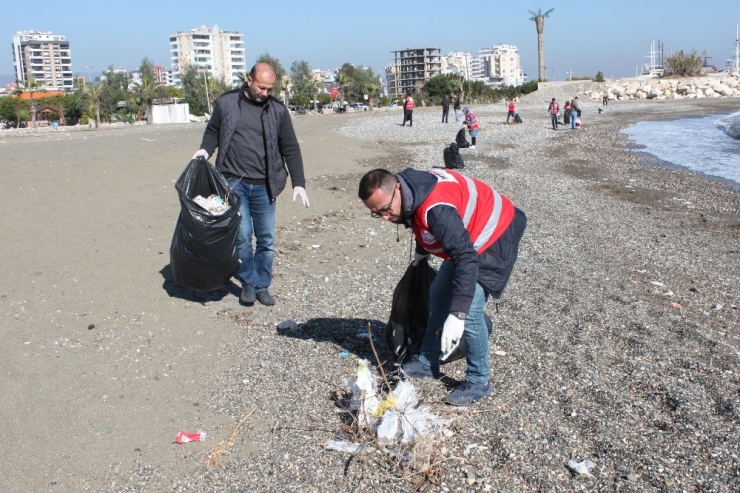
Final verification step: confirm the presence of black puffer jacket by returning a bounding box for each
[397,168,527,314]
[200,85,305,201]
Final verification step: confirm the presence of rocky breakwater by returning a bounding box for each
[590,73,740,101]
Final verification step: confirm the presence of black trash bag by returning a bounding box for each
[387,259,436,362]
[514,113,523,123]
[455,127,471,148]
[443,143,465,170]
[170,158,241,292]
[386,259,494,365]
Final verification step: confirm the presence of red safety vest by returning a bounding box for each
[412,170,514,259]
[465,111,479,130]
[405,97,415,110]
[508,102,515,112]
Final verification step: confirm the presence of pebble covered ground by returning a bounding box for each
[108,97,739,492]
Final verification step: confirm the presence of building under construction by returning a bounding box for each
[385,48,441,97]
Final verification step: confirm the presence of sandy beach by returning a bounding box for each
[1,88,739,492]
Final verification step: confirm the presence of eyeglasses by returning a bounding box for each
[370,186,397,218]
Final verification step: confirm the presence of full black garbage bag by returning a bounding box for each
[387,259,436,362]
[170,158,241,292]
[443,143,465,170]
[455,127,470,148]
[387,259,494,365]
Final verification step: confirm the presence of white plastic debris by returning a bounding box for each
[464,443,489,456]
[568,459,596,477]
[277,320,298,331]
[325,441,368,454]
[193,194,230,215]
[347,359,379,424]
[650,280,666,287]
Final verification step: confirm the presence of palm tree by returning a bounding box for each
[132,76,159,123]
[334,72,349,104]
[365,83,379,110]
[85,81,104,128]
[529,8,554,82]
[13,76,46,128]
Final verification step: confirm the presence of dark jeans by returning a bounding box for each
[403,109,413,126]
[442,108,449,123]
[551,113,558,130]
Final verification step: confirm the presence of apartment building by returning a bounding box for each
[169,25,246,88]
[12,31,73,91]
[440,51,473,80]
[385,48,441,97]
[472,44,526,87]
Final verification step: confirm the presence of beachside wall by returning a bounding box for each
[151,102,190,124]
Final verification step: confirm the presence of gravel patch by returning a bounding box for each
[104,99,738,492]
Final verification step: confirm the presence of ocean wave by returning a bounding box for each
[715,110,740,140]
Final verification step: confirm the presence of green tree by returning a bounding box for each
[42,94,67,124]
[335,63,378,102]
[423,74,464,101]
[595,71,605,82]
[132,76,159,122]
[529,8,554,82]
[139,57,156,81]
[290,60,314,100]
[256,53,286,95]
[334,72,349,104]
[85,81,105,127]
[12,76,47,127]
[0,96,30,127]
[365,82,379,110]
[180,64,208,115]
[663,50,703,77]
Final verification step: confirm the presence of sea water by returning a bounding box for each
[621,110,740,185]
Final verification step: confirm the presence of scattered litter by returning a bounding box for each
[277,320,298,331]
[568,459,595,477]
[311,244,320,249]
[493,350,507,356]
[175,430,206,444]
[193,194,230,215]
[650,280,666,287]
[464,443,489,456]
[325,440,368,454]
[339,350,349,358]
[714,303,724,310]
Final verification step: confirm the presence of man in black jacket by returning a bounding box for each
[441,95,450,123]
[359,168,526,405]
[192,62,309,306]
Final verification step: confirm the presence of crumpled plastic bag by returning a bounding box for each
[568,459,596,477]
[376,380,444,444]
[347,360,379,424]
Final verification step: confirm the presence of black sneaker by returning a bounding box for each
[401,355,435,379]
[239,284,256,305]
[446,380,491,406]
[255,289,275,306]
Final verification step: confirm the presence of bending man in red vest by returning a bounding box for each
[402,92,415,127]
[359,168,527,405]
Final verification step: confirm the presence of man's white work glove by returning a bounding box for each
[292,186,310,207]
[412,252,430,266]
[440,313,465,358]
[192,149,209,160]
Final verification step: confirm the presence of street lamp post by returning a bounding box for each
[86,65,93,85]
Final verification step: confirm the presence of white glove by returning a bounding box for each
[192,149,209,160]
[292,186,310,207]
[412,252,430,266]
[440,314,465,357]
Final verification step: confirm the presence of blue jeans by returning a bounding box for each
[418,261,491,384]
[454,109,460,122]
[227,178,275,291]
[571,110,578,129]
[551,113,558,130]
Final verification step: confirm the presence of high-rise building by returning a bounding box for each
[441,51,473,80]
[169,25,246,88]
[12,31,73,91]
[472,44,526,87]
[385,48,441,97]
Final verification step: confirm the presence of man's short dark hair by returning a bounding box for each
[358,169,397,200]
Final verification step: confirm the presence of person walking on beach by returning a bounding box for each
[358,168,527,405]
[441,95,450,123]
[563,100,571,126]
[402,92,415,127]
[548,97,560,130]
[452,92,461,122]
[192,62,309,307]
[506,100,516,123]
[571,96,581,129]
[602,93,609,106]
[462,107,479,149]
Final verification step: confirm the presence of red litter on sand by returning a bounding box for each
[175,430,207,444]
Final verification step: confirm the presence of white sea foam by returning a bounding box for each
[621,110,740,185]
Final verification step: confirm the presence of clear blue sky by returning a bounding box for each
[2,0,738,83]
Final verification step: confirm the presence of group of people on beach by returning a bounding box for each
[549,96,582,130]
[189,62,527,406]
